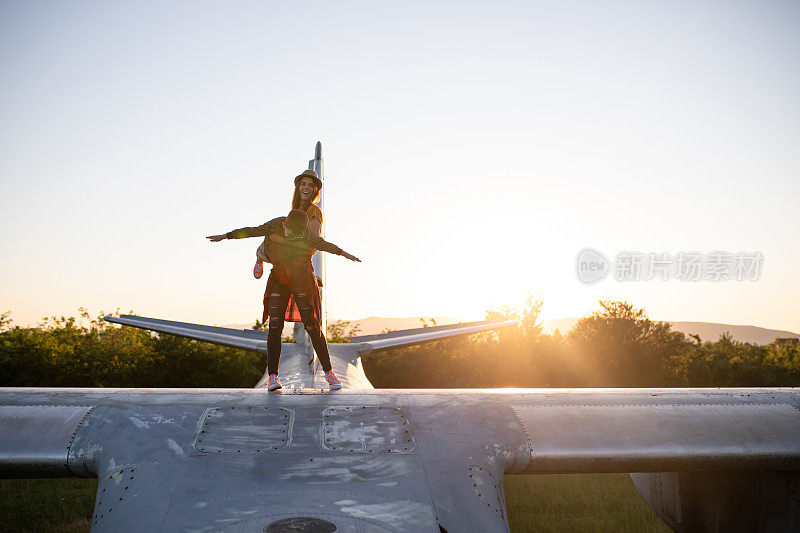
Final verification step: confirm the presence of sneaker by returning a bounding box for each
[325,371,342,390]
[253,260,264,279]
[267,374,281,391]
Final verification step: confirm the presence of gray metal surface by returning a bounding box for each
[321,406,414,453]
[105,315,270,354]
[350,320,517,355]
[193,406,291,454]
[351,319,514,344]
[0,404,94,477]
[252,342,373,390]
[353,319,517,353]
[1,387,800,531]
[511,402,800,472]
[103,316,517,361]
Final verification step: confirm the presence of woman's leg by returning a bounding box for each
[293,291,333,372]
[266,282,291,375]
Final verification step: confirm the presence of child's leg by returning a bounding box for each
[253,242,268,279]
[256,240,269,262]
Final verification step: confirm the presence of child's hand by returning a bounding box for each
[207,234,226,242]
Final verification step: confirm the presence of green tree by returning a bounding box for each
[486,293,543,338]
[0,311,11,332]
[567,301,688,387]
[326,320,361,343]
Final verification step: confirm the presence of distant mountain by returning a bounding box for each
[339,316,459,336]
[225,316,798,345]
[667,322,799,345]
[542,318,580,336]
[543,318,799,345]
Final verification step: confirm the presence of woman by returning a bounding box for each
[207,209,360,391]
[253,169,323,278]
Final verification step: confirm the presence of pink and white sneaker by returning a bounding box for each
[325,371,342,390]
[253,260,264,279]
[267,374,281,391]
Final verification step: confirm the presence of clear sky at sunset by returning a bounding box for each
[1,1,798,332]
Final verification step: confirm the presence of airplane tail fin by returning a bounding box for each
[294,141,326,371]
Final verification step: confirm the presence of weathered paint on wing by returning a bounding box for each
[1,388,799,531]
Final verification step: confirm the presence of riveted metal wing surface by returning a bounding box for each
[2,386,799,532]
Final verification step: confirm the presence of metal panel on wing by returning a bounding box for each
[510,402,800,473]
[0,404,94,477]
[322,406,415,453]
[193,406,293,454]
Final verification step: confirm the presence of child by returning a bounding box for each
[207,209,359,391]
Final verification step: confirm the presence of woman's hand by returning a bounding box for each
[206,234,226,242]
[341,251,361,262]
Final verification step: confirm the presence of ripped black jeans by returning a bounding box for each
[266,279,332,375]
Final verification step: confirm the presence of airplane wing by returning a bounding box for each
[1,387,799,531]
[103,315,516,356]
[3,387,797,475]
[105,315,271,353]
[349,319,517,353]
[103,315,517,391]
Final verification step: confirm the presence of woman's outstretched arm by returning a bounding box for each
[306,235,361,262]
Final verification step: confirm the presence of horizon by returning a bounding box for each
[6,304,800,336]
[9,307,797,343]
[1,1,798,333]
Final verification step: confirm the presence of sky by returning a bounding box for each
[1,1,798,333]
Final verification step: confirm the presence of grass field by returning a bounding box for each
[505,474,669,532]
[0,478,96,532]
[0,473,669,532]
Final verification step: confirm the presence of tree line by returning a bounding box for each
[1,302,798,389]
[365,298,800,388]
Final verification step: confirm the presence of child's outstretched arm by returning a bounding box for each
[206,218,282,242]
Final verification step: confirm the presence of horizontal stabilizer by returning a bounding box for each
[104,315,269,354]
[351,319,516,354]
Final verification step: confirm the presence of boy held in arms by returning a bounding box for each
[207,209,360,390]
